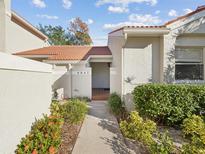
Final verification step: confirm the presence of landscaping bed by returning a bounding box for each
[108,84,205,154]
[58,121,82,154]
[15,99,87,154]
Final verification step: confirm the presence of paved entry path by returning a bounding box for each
[72,101,135,154]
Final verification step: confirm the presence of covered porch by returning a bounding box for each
[89,56,112,100]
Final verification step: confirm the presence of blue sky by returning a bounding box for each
[12,0,205,45]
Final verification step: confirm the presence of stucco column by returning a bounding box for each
[163,33,177,83]
[66,64,72,98]
[159,36,164,83]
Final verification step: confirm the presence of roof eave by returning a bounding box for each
[123,27,170,37]
[11,11,48,41]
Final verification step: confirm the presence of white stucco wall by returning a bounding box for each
[6,18,47,53]
[0,53,52,153]
[52,65,70,99]
[52,63,92,99]
[108,31,125,95]
[72,63,92,99]
[91,62,110,89]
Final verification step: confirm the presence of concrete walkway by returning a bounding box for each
[72,101,134,154]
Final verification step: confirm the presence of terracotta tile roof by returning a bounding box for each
[109,5,205,34]
[15,46,112,61]
[165,6,205,26]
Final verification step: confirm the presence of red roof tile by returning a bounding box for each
[15,46,112,61]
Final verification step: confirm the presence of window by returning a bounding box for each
[175,48,204,80]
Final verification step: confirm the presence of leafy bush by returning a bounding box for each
[108,93,125,115]
[120,111,156,145]
[16,115,63,154]
[60,99,88,124]
[150,131,174,154]
[133,84,205,126]
[50,101,62,117]
[182,115,205,154]
[51,99,88,124]
[16,99,87,154]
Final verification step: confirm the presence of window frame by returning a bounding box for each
[175,47,204,81]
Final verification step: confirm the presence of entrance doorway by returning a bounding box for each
[90,62,110,100]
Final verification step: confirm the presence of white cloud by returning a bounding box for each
[168,9,178,17]
[129,14,162,24]
[62,0,72,9]
[96,0,157,6]
[184,8,192,14]
[87,19,94,24]
[155,10,160,14]
[36,14,59,20]
[103,14,162,30]
[108,6,129,13]
[32,0,46,8]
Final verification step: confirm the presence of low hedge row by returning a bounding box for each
[16,99,87,154]
[133,84,205,126]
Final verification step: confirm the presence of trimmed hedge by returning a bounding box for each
[133,84,205,126]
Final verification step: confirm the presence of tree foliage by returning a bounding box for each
[69,17,92,45]
[37,17,92,45]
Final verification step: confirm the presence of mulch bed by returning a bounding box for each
[58,122,82,154]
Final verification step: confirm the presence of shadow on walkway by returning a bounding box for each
[72,101,134,154]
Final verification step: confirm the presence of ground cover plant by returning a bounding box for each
[16,99,87,154]
[108,84,205,154]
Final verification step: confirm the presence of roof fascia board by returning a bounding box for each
[123,28,170,36]
[11,11,48,40]
[44,60,81,64]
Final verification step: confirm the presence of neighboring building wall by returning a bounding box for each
[6,19,47,53]
[91,62,110,89]
[0,0,10,52]
[0,0,48,54]
[0,53,52,153]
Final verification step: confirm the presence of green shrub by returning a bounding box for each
[133,84,205,126]
[120,111,176,154]
[50,101,62,117]
[50,99,88,124]
[61,99,88,124]
[182,115,205,154]
[108,93,124,115]
[120,111,156,145]
[16,115,63,154]
[150,131,174,154]
[16,99,87,154]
